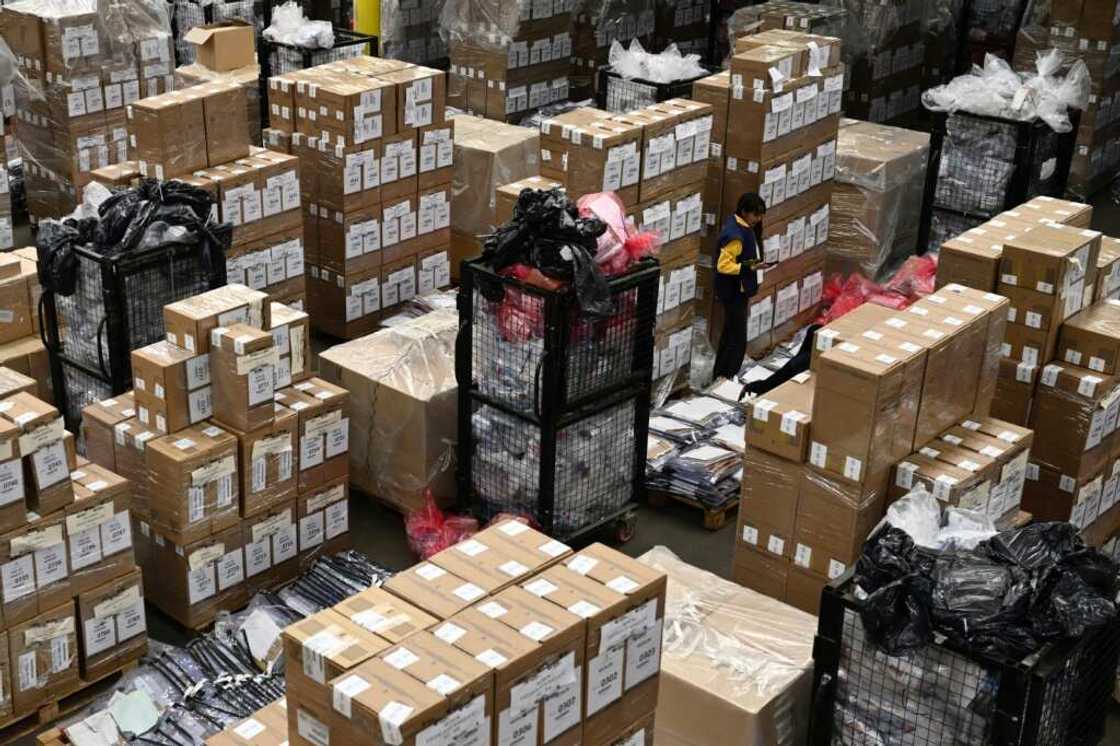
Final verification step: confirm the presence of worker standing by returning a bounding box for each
[713,193,770,380]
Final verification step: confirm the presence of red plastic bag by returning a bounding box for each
[884,255,938,300]
[405,490,479,559]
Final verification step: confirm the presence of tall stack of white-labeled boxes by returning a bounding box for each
[80,285,351,630]
[693,29,843,356]
[266,57,453,338]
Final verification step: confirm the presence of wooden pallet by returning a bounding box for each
[647,490,738,530]
[2,659,141,745]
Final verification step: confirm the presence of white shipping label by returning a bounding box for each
[0,459,24,507]
[1,554,34,602]
[35,543,68,588]
[498,704,538,746]
[187,564,217,605]
[586,647,623,715]
[83,616,116,658]
[624,620,663,690]
[542,665,581,741]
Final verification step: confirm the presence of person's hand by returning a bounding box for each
[754,260,778,271]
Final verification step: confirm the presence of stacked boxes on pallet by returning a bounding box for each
[533,101,710,389]
[693,30,842,356]
[736,281,1016,614]
[281,520,665,746]
[267,57,453,338]
[0,389,148,720]
[80,285,351,629]
[934,197,1120,544]
[0,253,52,405]
[1013,0,1120,198]
[2,0,173,222]
[444,0,573,123]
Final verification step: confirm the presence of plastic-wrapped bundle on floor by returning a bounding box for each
[829,118,930,281]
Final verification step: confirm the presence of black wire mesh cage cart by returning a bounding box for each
[40,242,227,430]
[595,65,718,114]
[808,574,1120,746]
[456,259,660,540]
[919,110,1079,252]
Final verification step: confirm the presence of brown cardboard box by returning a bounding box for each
[891,452,991,512]
[992,356,1037,427]
[429,536,540,594]
[629,100,712,203]
[1003,319,1062,367]
[110,418,156,519]
[469,519,573,574]
[810,301,897,368]
[418,120,455,191]
[9,602,78,711]
[691,72,731,149]
[544,116,644,206]
[739,447,803,549]
[209,324,277,433]
[417,184,452,252]
[380,129,419,201]
[297,478,351,560]
[1018,195,1092,228]
[0,255,33,345]
[315,140,381,214]
[732,544,790,601]
[0,417,24,535]
[380,256,419,314]
[1001,284,1065,332]
[207,700,289,746]
[76,567,146,680]
[793,468,886,582]
[784,566,827,616]
[67,463,135,594]
[937,229,1006,291]
[495,175,563,227]
[0,337,52,403]
[0,511,72,628]
[379,65,447,132]
[163,284,271,355]
[383,562,488,621]
[227,404,297,518]
[747,374,814,461]
[0,366,36,400]
[269,302,312,388]
[929,283,1009,418]
[146,422,240,544]
[999,223,1100,304]
[283,608,392,711]
[451,114,541,238]
[198,80,252,166]
[729,47,806,92]
[305,264,383,339]
[297,72,396,146]
[323,658,444,746]
[242,499,299,592]
[1096,236,1120,301]
[0,629,10,719]
[0,392,72,515]
[416,248,452,297]
[333,585,437,643]
[131,341,212,435]
[128,89,208,180]
[1030,361,1118,479]
[185,22,256,72]
[273,377,349,493]
[143,523,247,629]
[380,195,421,264]
[1058,299,1120,375]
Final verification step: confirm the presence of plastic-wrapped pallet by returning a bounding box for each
[380,0,449,65]
[828,118,930,280]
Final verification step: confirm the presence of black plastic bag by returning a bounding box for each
[481,188,614,318]
[982,522,1083,571]
[854,525,920,594]
[860,575,934,655]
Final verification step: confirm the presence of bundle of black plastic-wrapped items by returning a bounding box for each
[36,178,232,427]
[810,519,1120,746]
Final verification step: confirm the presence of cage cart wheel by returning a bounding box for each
[614,511,638,544]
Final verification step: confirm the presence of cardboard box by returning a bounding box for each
[269,302,311,388]
[429,536,541,594]
[9,602,78,711]
[242,498,299,592]
[380,65,447,132]
[142,523,247,629]
[0,337,51,403]
[992,357,1036,427]
[746,373,814,461]
[110,418,156,519]
[272,377,349,493]
[198,80,252,166]
[542,115,643,205]
[296,478,351,559]
[383,562,487,621]
[469,519,573,573]
[67,463,135,594]
[784,566,826,616]
[1096,236,1120,301]
[793,468,886,581]
[891,452,991,512]
[283,608,392,712]
[209,323,277,433]
[380,129,419,201]
[732,544,789,601]
[0,511,72,628]
[146,422,240,544]
[999,223,1101,304]
[418,120,455,191]
[131,341,212,435]
[128,89,208,179]
[0,413,24,534]
[1030,361,1119,479]
[76,567,145,680]
[305,264,383,340]
[495,175,563,226]
[0,392,72,515]
[208,700,289,746]
[164,284,271,355]
[0,366,36,400]
[1058,299,1120,375]
[185,22,256,72]
[0,255,33,345]
[380,195,421,264]
[297,72,396,146]
[314,140,381,215]
[227,404,297,517]
[333,585,437,644]
[318,311,456,512]
[0,629,10,719]
[451,114,541,237]
[646,547,815,746]
[739,447,803,553]
[810,302,897,368]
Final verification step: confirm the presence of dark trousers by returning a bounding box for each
[714,294,748,379]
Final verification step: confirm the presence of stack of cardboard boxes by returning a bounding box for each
[1013,0,1120,199]
[445,0,573,122]
[0,252,53,404]
[532,101,710,388]
[2,0,174,221]
[266,57,453,338]
[735,283,1023,614]
[282,520,665,746]
[935,197,1120,545]
[692,30,842,355]
[175,22,263,150]
[126,78,306,309]
[80,285,351,629]
[0,389,148,721]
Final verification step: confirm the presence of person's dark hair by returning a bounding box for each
[736,192,767,217]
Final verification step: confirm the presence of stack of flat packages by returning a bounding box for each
[2,0,174,222]
[267,57,453,336]
[695,30,843,356]
[828,118,930,281]
[81,285,351,629]
[445,0,573,123]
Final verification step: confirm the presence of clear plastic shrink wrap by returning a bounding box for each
[380,0,449,65]
[829,118,930,281]
[3,0,175,222]
[637,545,817,746]
[569,0,656,97]
[317,309,459,514]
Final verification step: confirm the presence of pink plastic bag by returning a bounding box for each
[405,490,480,559]
[577,192,660,275]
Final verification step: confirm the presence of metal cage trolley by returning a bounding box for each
[456,258,661,542]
